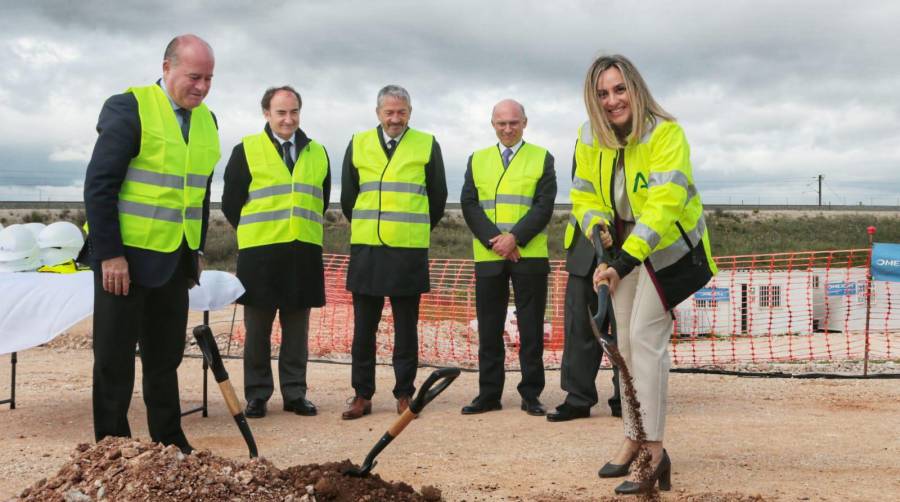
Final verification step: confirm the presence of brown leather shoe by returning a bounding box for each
[341,396,372,420]
[396,395,411,415]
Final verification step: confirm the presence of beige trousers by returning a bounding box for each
[612,264,673,442]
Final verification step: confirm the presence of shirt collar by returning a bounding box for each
[158,78,181,112]
[273,133,294,146]
[498,139,524,156]
[382,127,406,144]
[262,122,293,142]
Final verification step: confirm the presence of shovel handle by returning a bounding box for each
[409,367,461,415]
[347,367,461,478]
[387,408,417,437]
[193,325,259,458]
[591,225,613,289]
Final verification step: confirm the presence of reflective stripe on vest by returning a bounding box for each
[237,132,328,248]
[350,128,432,248]
[117,85,220,252]
[471,143,549,262]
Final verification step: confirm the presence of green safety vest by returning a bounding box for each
[350,128,433,248]
[117,85,220,252]
[237,132,328,248]
[567,119,717,276]
[471,143,549,262]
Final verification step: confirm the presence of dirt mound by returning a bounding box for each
[16,437,442,501]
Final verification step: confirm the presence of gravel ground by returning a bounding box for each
[1,344,898,501]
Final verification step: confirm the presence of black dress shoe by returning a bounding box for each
[284,397,317,416]
[614,449,672,494]
[610,404,622,418]
[546,403,590,422]
[598,457,633,478]
[520,398,546,416]
[244,399,267,419]
[461,399,502,415]
[177,444,195,455]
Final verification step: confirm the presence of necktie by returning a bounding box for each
[177,108,191,142]
[502,147,513,168]
[282,141,294,170]
[385,139,397,159]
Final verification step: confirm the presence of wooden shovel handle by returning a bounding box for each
[387,409,417,437]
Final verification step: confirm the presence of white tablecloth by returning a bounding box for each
[0,270,244,355]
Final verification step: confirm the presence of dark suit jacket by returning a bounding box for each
[82,84,216,288]
[221,125,331,309]
[460,142,557,277]
[566,147,599,278]
[340,125,448,296]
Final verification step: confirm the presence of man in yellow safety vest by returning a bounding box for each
[222,85,330,419]
[459,99,557,416]
[82,34,219,453]
[340,85,447,420]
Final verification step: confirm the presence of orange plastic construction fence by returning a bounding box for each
[224,249,899,369]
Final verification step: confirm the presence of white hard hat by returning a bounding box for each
[0,254,42,272]
[23,222,47,239]
[0,224,39,262]
[40,247,81,267]
[38,221,85,250]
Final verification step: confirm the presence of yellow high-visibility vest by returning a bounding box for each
[237,132,328,248]
[471,143,549,262]
[117,84,220,252]
[568,119,717,276]
[350,128,432,248]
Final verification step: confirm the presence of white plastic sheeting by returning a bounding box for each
[0,270,244,355]
[188,270,245,311]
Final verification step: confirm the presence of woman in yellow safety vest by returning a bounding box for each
[570,54,717,495]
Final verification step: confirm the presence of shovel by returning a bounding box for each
[193,325,259,458]
[343,367,461,477]
[588,225,617,351]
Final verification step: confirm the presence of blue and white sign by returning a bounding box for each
[695,287,730,301]
[827,281,857,297]
[872,243,900,283]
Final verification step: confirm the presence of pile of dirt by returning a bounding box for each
[16,437,442,501]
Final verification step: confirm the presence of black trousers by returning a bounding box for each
[243,305,310,403]
[475,270,547,402]
[560,273,621,410]
[351,293,420,400]
[91,265,190,448]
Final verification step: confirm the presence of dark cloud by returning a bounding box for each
[1,1,898,205]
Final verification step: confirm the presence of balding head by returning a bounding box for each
[491,99,527,147]
[164,34,214,67]
[492,99,526,121]
[162,34,215,110]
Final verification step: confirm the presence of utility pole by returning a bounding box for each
[817,174,823,206]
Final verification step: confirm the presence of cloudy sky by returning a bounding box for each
[1,0,899,205]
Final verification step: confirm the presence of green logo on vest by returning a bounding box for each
[633,173,648,192]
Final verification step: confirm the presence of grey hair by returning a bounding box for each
[164,34,214,66]
[377,85,411,108]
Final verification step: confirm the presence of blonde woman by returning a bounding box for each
[569,54,717,494]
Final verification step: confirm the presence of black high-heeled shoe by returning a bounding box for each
[613,449,671,494]
[597,455,634,478]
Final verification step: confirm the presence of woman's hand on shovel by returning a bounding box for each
[593,265,620,294]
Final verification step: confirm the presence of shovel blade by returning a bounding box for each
[343,459,376,477]
[590,284,617,350]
